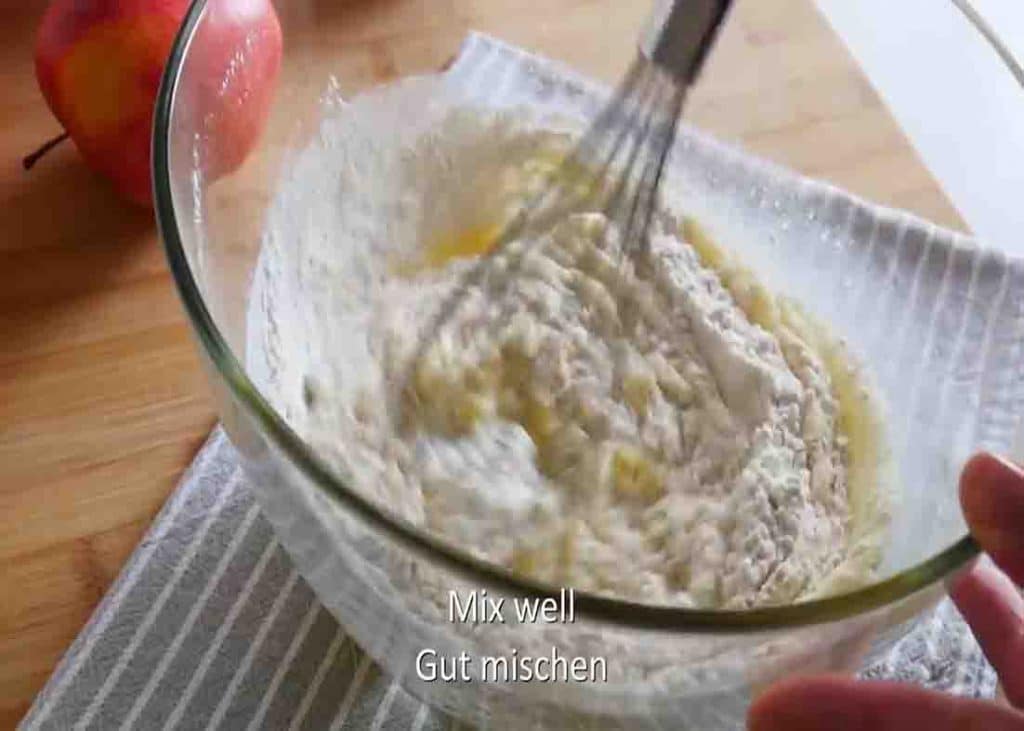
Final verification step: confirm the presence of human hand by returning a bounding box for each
[748,453,1024,730]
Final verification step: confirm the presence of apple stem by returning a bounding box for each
[23,132,70,170]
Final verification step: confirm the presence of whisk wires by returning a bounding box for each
[407,54,687,367]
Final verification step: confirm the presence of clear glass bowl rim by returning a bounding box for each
[152,0,980,633]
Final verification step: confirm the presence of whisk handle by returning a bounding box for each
[639,0,733,85]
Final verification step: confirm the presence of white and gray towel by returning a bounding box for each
[18,426,997,730]
[20,33,998,731]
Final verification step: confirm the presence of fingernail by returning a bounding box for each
[988,452,1024,478]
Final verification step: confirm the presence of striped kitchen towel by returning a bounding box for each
[21,428,455,731]
[20,32,997,731]
[19,426,997,730]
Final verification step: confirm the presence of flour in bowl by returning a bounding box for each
[248,78,889,610]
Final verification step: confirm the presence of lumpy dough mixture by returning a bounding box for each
[248,80,888,610]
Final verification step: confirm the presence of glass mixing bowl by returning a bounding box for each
[154,0,1023,727]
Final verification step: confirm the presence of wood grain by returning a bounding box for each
[0,0,964,725]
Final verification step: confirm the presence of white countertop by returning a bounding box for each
[816,0,1024,256]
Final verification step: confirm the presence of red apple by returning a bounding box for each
[30,0,282,206]
[188,0,283,178]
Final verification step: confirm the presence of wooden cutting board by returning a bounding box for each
[0,0,963,725]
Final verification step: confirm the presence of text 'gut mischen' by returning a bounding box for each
[414,588,607,684]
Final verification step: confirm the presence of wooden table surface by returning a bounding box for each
[0,0,964,726]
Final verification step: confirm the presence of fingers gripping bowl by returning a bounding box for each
[155,3,1023,728]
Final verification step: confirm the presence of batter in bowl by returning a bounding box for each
[248,78,889,610]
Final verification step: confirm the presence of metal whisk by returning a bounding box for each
[403,0,733,419]
[572,0,735,259]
